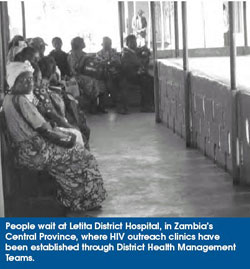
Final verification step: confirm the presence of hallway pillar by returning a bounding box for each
[229,1,240,184]
[243,1,248,47]
[150,1,161,123]
[0,2,7,217]
[0,1,9,102]
[21,1,26,39]
[181,1,191,147]
[174,2,180,58]
[118,2,125,49]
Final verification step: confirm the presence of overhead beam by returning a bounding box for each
[150,1,161,123]
[181,1,191,148]
[229,1,240,184]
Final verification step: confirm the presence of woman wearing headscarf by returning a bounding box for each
[7,35,27,64]
[67,37,106,113]
[3,61,107,212]
[14,48,72,130]
[14,46,90,149]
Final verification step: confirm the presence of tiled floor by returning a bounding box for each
[6,111,250,217]
[86,111,250,217]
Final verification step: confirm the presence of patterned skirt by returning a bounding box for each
[14,135,107,211]
[75,74,106,99]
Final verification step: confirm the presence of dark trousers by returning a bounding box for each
[117,73,154,111]
[105,76,120,106]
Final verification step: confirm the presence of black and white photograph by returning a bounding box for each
[1,0,250,218]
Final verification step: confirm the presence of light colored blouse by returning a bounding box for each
[3,94,47,142]
[67,50,86,76]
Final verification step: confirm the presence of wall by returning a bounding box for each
[237,90,250,184]
[158,61,186,139]
[157,58,250,184]
[190,72,232,172]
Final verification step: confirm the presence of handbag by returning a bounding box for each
[63,78,80,98]
[81,56,105,80]
[12,95,76,148]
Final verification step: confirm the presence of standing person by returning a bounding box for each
[3,61,107,212]
[132,9,147,47]
[49,37,70,78]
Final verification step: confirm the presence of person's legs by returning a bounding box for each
[47,143,107,212]
[94,80,108,113]
[107,77,118,107]
[139,74,155,112]
[116,78,129,114]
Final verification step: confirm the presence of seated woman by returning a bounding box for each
[14,46,90,148]
[38,56,91,148]
[7,35,26,64]
[67,37,106,113]
[14,46,42,87]
[3,61,107,212]
[14,48,72,129]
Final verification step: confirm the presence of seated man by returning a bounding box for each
[118,34,154,114]
[49,37,70,78]
[96,37,121,107]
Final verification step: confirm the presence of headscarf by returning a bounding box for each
[12,41,27,59]
[7,41,28,64]
[28,37,47,57]
[6,60,34,89]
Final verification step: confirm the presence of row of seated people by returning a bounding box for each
[2,35,107,215]
[47,34,154,115]
[1,33,154,215]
